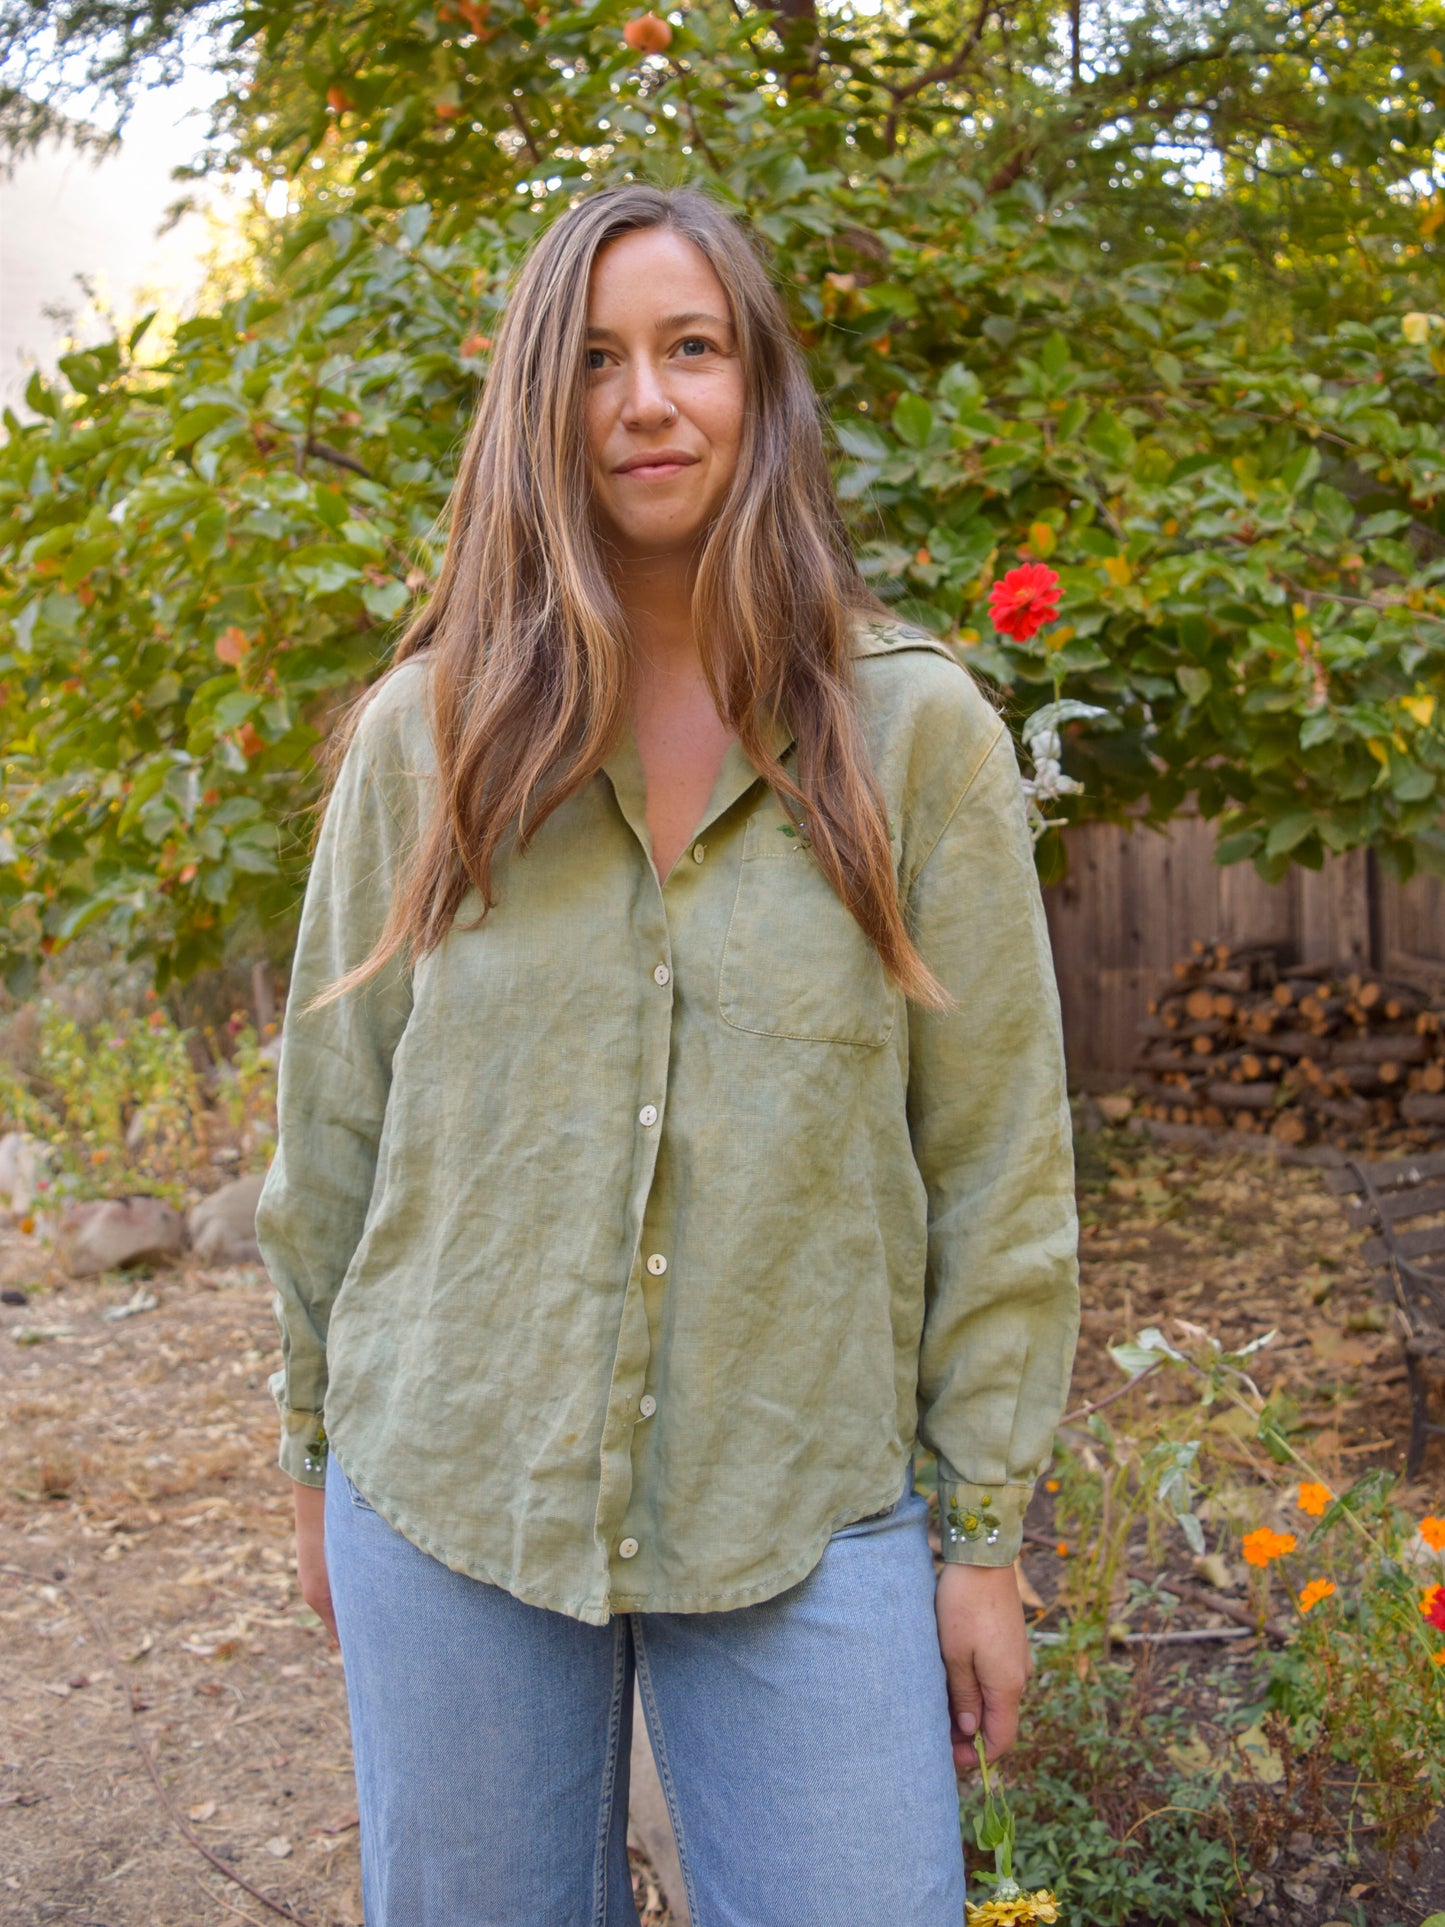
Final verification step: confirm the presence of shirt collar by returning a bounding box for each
[600,703,795,869]
[600,605,905,862]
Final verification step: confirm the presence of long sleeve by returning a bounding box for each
[255,708,417,1486]
[906,720,1080,1566]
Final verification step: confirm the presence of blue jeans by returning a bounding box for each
[324,1451,967,1926]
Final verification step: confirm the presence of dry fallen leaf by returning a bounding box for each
[188,1800,218,1822]
[1013,1558,1045,1610]
[265,1835,293,1859]
[1192,1552,1236,1592]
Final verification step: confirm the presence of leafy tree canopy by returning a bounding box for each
[1,0,1442,991]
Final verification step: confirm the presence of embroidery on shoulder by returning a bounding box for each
[853,614,965,666]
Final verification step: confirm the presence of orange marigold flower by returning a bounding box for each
[1045,1479,1060,1493]
[1242,1528,1296,1568]
[1055,1540,1069,1558]
[1297,1578,1335,1613]
[1434,1650,1445,1667]
[1296,1482,1332,1518]
[1420,1516,1445,1553]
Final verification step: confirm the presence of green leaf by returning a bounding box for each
[891,392,934,450]
[212,689,261,733]
[834,419,890,461]
[1084,408,1137,469]
[1277,446,1320,493]
[1176,665,1210,703]
[362,578,412,621]
[1264,812,1317,858]
[1178,1511,1206,1556]
[1040,332,1071,380]
[24,370,57,419]
[1311,1467,1394,1536]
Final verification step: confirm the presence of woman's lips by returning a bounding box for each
[617,460,694,480]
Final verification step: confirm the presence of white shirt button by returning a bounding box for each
[639,1394,657,1418]
[646,1253,668,1276]
[653,963,671,986]
[618,1537,639,1559]
[691,843,705,863]
[638,1103,658,1128]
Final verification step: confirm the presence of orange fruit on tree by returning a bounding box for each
[623,12,672,52]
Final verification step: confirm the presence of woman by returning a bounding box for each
[255,181,1079,1927]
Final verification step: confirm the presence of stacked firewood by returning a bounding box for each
[1130,941,1445,1144]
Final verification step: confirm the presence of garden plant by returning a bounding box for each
[1,0,1443,1917]
[0,0,1442,990]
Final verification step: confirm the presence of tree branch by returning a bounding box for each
[289,435,374,480]
[888,0,993,109]
[509,96,542,166]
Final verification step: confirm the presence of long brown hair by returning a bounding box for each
[302,182,949,1014]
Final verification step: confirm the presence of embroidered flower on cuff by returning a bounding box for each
[946,1490,1002,1550]
[301,1417,328,1477]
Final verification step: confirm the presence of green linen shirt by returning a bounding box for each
[255,612,1080,1626]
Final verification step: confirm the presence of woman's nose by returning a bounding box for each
[620,356,673,425]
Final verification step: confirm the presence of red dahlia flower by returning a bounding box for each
[989,563,1062,642]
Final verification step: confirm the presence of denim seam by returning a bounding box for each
[631,1617,704,1927]
[591,1616,630,1927]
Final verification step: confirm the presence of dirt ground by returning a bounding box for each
[1,1119,1442,1926]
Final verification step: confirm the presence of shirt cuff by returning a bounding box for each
[273,1378,328,1487]
[937,1469,1031,1566]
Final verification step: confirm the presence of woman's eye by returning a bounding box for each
[585,338,716,372]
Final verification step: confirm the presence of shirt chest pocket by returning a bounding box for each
[716,811,899,1048]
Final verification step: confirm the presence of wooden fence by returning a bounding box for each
[1043,816,1445,1085]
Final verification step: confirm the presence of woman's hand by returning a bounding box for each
[292,1479,340,1647]
[934,1563,1032,1772]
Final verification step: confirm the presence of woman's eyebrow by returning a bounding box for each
[585,311,734,340]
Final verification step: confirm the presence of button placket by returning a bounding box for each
[593,851,679,1606]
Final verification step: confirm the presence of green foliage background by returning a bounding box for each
[1,0,1443,989]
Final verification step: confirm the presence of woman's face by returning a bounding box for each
[584,227,746,561]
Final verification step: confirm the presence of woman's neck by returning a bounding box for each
[613,549,701,684]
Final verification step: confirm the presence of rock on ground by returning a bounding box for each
[59,1197,185,1278]
[187,1173,267,1267]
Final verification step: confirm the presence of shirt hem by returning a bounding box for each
[328,1427,907,1625]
